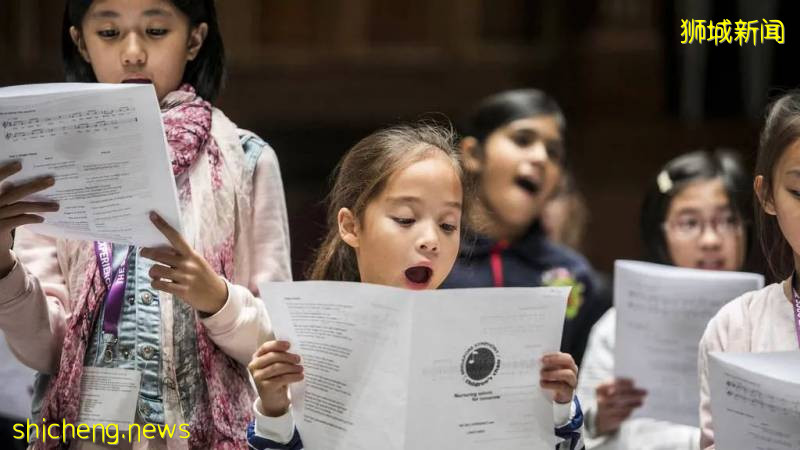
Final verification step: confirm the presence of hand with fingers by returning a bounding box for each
[139,211,228,314]
[540,352,579,405]
[249,340,304,417]
[594,378,647,435]
[0,161,59,276]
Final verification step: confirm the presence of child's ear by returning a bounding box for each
[69,26,91,63]
[338,207,360,249]
[187,23,208,61]
[460,137,483,174]
[754,175,777,215]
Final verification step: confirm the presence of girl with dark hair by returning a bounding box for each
[245,123,584,450]
[578,149,754,450]
[639,150,752,271]
[61,0,226,102]
[443,88,607,366]
[0,1,291,448]
[698,92,800,449]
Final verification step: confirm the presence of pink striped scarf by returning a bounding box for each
[36,84,254,449]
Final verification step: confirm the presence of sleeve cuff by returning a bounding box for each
[199,278,241,335]
[253,398,296,444]
[553,396,575,428]
[0,254,30,308]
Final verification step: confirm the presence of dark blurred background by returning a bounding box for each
[2,0,799,278]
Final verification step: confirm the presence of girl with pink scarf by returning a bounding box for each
[0,1,291,448]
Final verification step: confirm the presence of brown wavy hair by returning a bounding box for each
[307,123,466,281]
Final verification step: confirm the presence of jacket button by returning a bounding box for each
[140,345,155,360]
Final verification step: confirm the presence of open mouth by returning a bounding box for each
[697,259,724,270]
[405,266,433,288]
[514,177,540,195]
[122,78,153,84]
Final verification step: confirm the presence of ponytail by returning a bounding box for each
[307,229,360,281]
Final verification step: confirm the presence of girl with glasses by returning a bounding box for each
[577,149,754,450]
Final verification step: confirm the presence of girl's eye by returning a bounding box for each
[147,28,168,36]
[716,214,741,231]
[789,189,800,198]
[98,29,119,38]
[677,218,700,231]
[391,217,415,226]
[513,135,533,147]
[440,223,458,233]
[546,141,565,163]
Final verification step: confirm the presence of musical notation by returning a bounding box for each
[725,379,800,418]
[614,261,764,427]
[2,106,137,142]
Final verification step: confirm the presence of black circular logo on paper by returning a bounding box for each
[461,342,501,386]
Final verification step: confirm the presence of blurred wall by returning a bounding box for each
[3,0,797,278]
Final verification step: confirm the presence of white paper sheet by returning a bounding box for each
[709,351,800,450]
[0,83,182,247]
[260,281,570,450]
[613,260,764,426]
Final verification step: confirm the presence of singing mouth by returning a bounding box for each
[514,176,541,195]
[405,266,433,288]
[697,259,724,270]
[122,78,153,84]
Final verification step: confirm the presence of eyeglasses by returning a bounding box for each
[663,213,743,240]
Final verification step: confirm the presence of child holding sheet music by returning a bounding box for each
[246,124,585,450]
[0,0,291,448]
[578,149,753,450]
[698,92,800,449]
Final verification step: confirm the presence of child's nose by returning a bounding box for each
[417,226,440,254]
[528,141,549,163]
[419,241,439,253]
[698,225,723,248]
[121,35,147,66]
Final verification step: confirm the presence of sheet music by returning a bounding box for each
[0,83,182,247]
[709,352,800,450]
[3,105,138,142]
[261,281,570,450]
[614,260,764,426]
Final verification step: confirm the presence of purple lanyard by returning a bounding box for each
[791,274,800,349]
[94,242,131,337]
[793,289,800,350]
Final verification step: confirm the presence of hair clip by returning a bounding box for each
[656,170,673,194]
